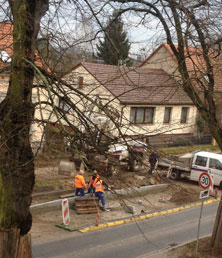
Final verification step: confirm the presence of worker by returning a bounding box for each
[95,178,109,211]
[74,170,87,197]
[148,150,159,175]
[88,170,100,194]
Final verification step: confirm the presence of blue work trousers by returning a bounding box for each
[95,191,105,208]
[88,185,95,194]
[75,187,85,197]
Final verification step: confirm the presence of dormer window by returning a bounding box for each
[78,76,83,89]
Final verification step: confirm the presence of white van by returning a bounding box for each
[158,151,222,189]
[190,151,222,188]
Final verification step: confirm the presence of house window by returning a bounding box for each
[58,98,69,112]
[163,107,172,123]
[180,107,189,123]
[78,76,83,89]
[130,107,155,124]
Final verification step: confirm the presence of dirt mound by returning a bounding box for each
[169,186,199,205]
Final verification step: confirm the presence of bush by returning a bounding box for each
[196,114,206,134]
[169,138,193,147]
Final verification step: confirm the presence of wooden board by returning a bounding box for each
[75,197,99,214]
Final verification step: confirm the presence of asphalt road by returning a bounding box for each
[32,201,219,258]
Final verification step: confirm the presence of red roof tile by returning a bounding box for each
[73,62,193,105]
[0,22,48,70]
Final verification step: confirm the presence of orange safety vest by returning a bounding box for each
[75,174,86,188]
[95,180,104,193]
[88,176,94,187]
[92,175,100,188]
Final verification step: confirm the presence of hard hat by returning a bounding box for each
[93,170,98,174]
[79,170,84,174]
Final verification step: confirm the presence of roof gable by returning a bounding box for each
[140,43,222,91]
[71,62,193,105]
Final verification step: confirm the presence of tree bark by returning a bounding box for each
[0,228,32,258]
[0,0,48,257]
[210,195,222,250]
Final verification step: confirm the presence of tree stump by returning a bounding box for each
[0,228,32,258]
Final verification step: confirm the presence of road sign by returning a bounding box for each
[199,189,209,199]
[62,198,70,225]
[208,171,214,194]
[199,172,211,189]
[167,166,172,179]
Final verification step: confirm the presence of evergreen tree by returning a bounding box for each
[97,12,131,66]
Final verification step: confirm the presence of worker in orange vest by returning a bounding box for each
[88,170,100,194]
[95,179,109,211]
[74,170,87,197]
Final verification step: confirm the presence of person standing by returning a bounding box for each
[74,170,87,197]
[148,150,159,175]
[88,170,100,194]
[95,179,109,211]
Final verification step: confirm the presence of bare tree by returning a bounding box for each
[0,0,49,256]
[0,2,169,255]
[0,0,217,256]
[101,0,222,149]
[104,0,222,250]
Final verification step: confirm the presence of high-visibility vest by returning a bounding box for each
[88,176,94,187]
[89,175,99,187]
[95,180,104,193]
[75,174,86,188]
[92,175,100,188]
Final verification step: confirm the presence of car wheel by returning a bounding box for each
[170,170,180,180]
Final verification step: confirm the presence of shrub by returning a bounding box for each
[169,138,193,147]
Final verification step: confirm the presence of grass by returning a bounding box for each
[159,144,220,155]
[34,179,63,191]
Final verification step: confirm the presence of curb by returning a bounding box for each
[79,198,220,233]
[31,184,169,210]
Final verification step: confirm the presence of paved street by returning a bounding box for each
[32,200,219,258]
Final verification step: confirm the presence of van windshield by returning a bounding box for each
[209,158,222,170]
[195,156,207,167]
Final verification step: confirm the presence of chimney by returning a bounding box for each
[78,76,83,89]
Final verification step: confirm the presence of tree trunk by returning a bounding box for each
[0,228,32,258]
[210,195,222,250]
[0,1,48,257]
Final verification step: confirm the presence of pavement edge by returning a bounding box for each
[79,198,220,233]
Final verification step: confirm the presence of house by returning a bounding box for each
[139,43,222,125]
[0,22,49,152]
[61,62,198,146]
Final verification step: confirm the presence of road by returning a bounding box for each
[32,201,219,258]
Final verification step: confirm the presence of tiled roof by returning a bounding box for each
[0,22,47,69]
[140,43,222,91]
[75,62,193,105]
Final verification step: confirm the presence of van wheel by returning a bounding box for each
[170,170,180,180]
[128,159,137,172]
[219,181,222,190]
